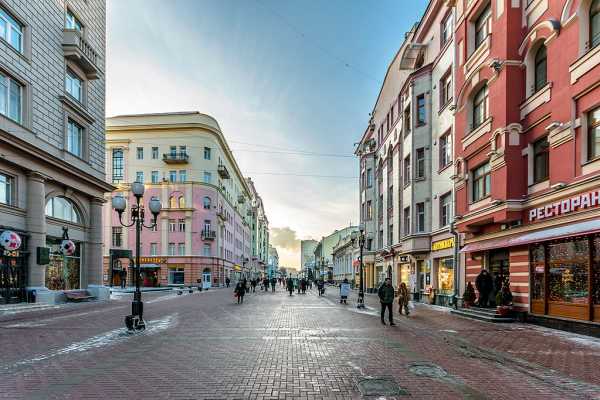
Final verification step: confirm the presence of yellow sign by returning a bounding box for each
[233,265,241,271]
[139,257,167,264]
[431,238,454,251]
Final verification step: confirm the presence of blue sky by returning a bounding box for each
[106,0,428,268]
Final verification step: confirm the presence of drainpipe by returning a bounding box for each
[450,218,460,310]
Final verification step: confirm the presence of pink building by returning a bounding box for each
[102,112,257,287]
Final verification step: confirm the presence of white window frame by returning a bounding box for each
[66,118,84,158]
[65,68,83,102]
[0,71,22,124]
[0,171,14,206]
[0,6,23,53]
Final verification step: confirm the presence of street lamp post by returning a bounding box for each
[112,182,161,331]
[351,224,368,309]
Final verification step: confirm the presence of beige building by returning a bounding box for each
[0,1,110,304]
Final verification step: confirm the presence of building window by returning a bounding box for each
[179,170,187,182]
[0,72,22,124]
[135,171,144,183]
[45,196,81,223]
[472,163,491,202]
[66,119,83,157]
[178,196,185,208]
[169,219,176,232]
[136,147,143,160]
[112,227,122,247]
[440,192,451,227]
[416,202,425,233]
[151,171,159,184]
[65,9,83,31]
[178,243,185,256]
[169,171,176,183]
[203,196,211,209]
[0,6,23,53]
[404,106,411,135]
[152,147,159,159]
[403,155,411,186]
[588,107,600,160]
[169,146,176,156]
[439,131,452,169]
[112,149,124,183]
[591,0,600,49]
[533,136,549,183]
[204,220,211,233]
[534,45,547,92]
[416,95,426,126]
[0,172,13,205]
[204,172,212,184]
[474,3,491,50]
[472,84,488,130]
[178,218,185,232]
[388,224,393,246]
[366,200,372,220]
[416,148,425,179]
[168,266,184,284]
[65,69,83,102]
[203,244,211,256]
[441,13,452,46]
[150,243,157,256]
[403,207,411,236]
[366,168,373,187]
[204,147,211,160]
[440,71,452,109]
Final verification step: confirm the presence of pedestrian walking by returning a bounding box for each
[286,277,294,296]
[317,279,325,296]
[251,279,257,293]
[225,277,230,288]
[234,281,245,304]
[378,278,396,326]
[475,269,493,307]
[242,277,249,294]
[398,282,410,316]
[339,278,350,304]
[270,277,276,292]
[300,278,306,294]
[297,278,301,294]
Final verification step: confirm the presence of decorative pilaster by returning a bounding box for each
[26,172,46,288]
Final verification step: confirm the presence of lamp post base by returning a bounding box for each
[356,294,365,309]
[125,314,146,331]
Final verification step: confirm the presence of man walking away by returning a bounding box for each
[286,277,294,296]
[317,279,325,296]
[225,277,230,288]
[251,279,257,293]
[234,281,245,304]
[271,277,276,292]
[378,278,396,326]
[398,282,410,316]
[340,278,350,304]
[475,269,493,307]
[301,278,306,294]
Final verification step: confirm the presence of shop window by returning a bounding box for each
[419,260,431,291]
[438,258,454,295]
[548,239,589,304]
[533,136,549,183]
[168,267,184,285]
[588,107,600,161]
[593,236,600,305]
[46,238,80,290]
[45,196,81,224]
[531,244,545,301]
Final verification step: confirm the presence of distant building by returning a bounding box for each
[267,245,279,278]
[313,226,358,281]
[300,239,318,278]
[247,178,269,277]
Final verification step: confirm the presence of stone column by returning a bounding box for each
[86,197,109,300]
[26,172,46,288]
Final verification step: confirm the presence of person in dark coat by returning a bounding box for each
[286,277,294,296]
[270,277,276,292]
[251,279,257,293]
[300,278,307,294]
[317,279,325,296]
[242,278,249,294]
[234,281,245,304]
[475,269,493,307]
[398,282,410,316]
[225,277,231,288]
[378,278,396,326]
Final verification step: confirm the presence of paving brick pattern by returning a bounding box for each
[1,286,599,399]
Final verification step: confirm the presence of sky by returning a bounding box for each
[106,0,428,268]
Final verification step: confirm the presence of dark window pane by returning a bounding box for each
[548,239,589,304]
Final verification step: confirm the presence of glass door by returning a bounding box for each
[489,249,509,306]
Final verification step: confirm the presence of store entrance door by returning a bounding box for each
[0,251,28,304]
[489,249,509,306]
[203,269,212,289]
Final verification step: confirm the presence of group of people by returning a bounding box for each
[474,269,512,308]
[233,277,278,304]
[378,278,411,326]
[285,277,315,296]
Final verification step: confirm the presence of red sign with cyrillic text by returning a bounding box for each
[528,189,600,222]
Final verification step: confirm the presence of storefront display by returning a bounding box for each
[46,238,80,291]
[0,231,27,303]
[438,258,454,295]
[168,266,185,285]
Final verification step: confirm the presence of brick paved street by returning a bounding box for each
[1,286,600,399]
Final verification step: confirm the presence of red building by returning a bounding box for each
[453,0,600,326]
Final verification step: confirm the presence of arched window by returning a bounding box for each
[592,0,600,49]
[534,45,547,92]
[178,196,185,208]
[472,84,488,129]
[169,196,177,208]
[45,197,81,223]
[203,196,211,209]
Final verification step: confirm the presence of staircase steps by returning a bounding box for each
[450,306,515,323]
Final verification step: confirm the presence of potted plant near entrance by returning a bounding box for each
[496,282,513,316]
[462,282,476,308]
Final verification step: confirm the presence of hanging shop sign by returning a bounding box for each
[431,238,454,251]
[528,189,600,222]
[398,255,410,263]
[1,230,22,255]
[139,257,167,264]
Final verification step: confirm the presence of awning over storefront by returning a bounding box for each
[461,219,600,253]
[139,264,160,269]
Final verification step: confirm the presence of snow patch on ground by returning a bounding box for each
[525,325,600,351]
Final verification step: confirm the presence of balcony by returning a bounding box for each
[201,230,216,241]
[218,164,230,179]
[62,29,100,80]
[237,195,245,204]
[163,152,189,164]
[217,209,227,221]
